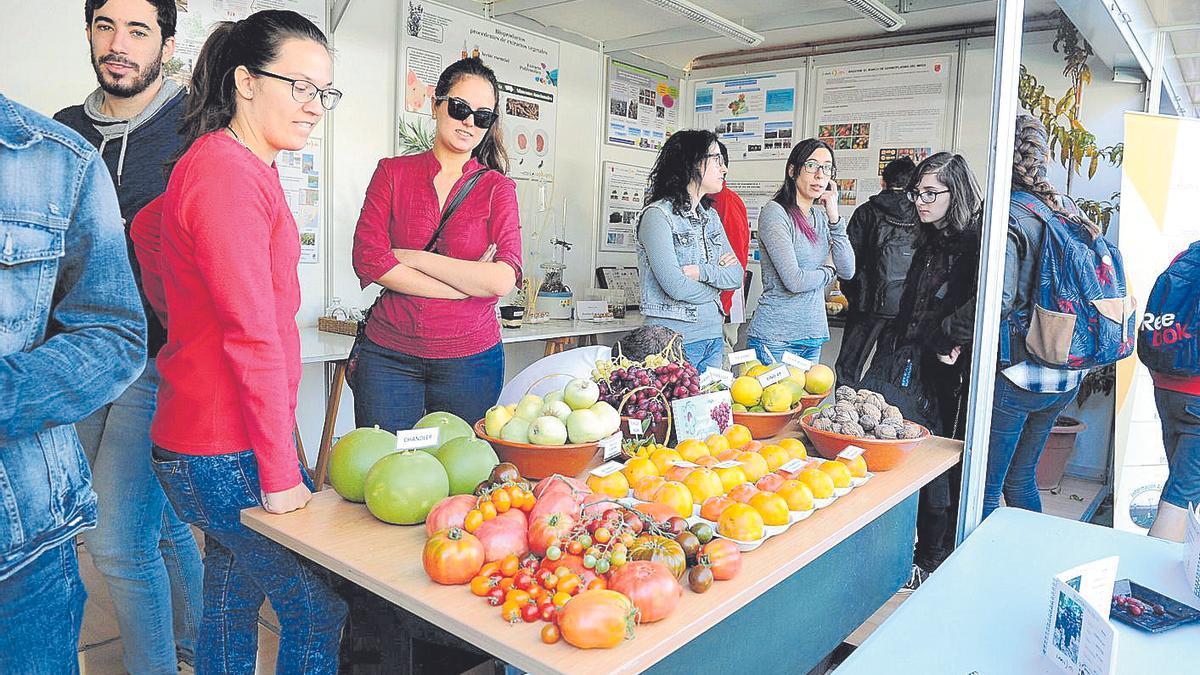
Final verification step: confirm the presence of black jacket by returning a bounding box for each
[843,189,919,318]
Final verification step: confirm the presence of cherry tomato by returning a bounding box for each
[486,587,506,606]
[498,577,515,593]
[521,602,540,623]
[505,589,530,606]
[519,490,536,512]
[492,489,511,513]
[558,575,581,596]
[594,527,612,544]
[464,510,483,533]
[578,534,593,548]
[501,600,522,623]
[567,540,584,556]
[541,624,560,644]
[479,562,500,579]
[538,570,558,590]
[587,578,607,591]
[480,501,498,521]
[551,591,571,608]
[499,554,520,578]
[539,603,557,623]
[528,585,544,601]
[545,545,562,561]
[514,571,535,591]
[554,566,571,578]
[469,575,494,597]
[506,484,525,504]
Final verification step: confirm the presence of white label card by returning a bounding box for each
[782,352,813,371]
[727,349,757,367]
[712,460,743,469]
[778,458,807,473]
[669,460,700,468]
[838,446,865,460]
[599,433,623,460]
[590,461,624,477]
[396,427,439,450]
[757,365,790,387]
[628,418,645,436]
[700,367,734,388]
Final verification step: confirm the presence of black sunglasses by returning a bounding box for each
[249,68,342,110]
[434,95,497,129]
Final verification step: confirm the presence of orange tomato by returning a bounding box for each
[727,483,759,504]
[758,444,790,471]
[587,470,630,499]
[552,591,572,608]
[704,434,731,454]
[748,491,790,526]
[480,501,498,521]
[649,448,684,474]
[714,465,748,493]
[755,472,785,493]
[479,562,500,578]
[778,437,808,460]
[463,509,483,533]
[664,463,696,484]
[499,577,515,592]
[652,481,695,519]
[470,575,495,596]
[742,440,764,454]
[500,600,522,623]
[491,489,511,513]
[699,495,735,521]
[736,452,769,482]
[819,460,853,488]
[797,468,835,499]
[718,503,765,541]
[838,455,869,478]
[633,475,667,502]
[723,424,752,449]
[520,490,536,512]
[499,554,521,577]
[675,439,710,462]
[506,589,531,605]
[683,467,724,504]
[621,456,659,487]
[558,574,582,596]
[587,578,607,591]
[775,480,815,512]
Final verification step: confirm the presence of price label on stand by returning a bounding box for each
[700,367,734,388]
[599,433,623,460]
[757,365,790,387]
[778,458,807,474]
[668,460,700,469]
[396,428,439,451]
[727,349,757,367]
[838,446,865,460]
[590,461,624,477]
[782,352,813,371]
[628,418,645,436]
[712,460,743,469]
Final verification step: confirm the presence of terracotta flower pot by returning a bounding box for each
[1036,415,1087,490]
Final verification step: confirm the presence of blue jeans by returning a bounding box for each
[982,376,1079,519]
[746,336,823,366]
[151,448,346,674]
[1153,388,1200,509]
[75,360,204,672]
[352,338,504,431]
[0,541,86,674]
[683,337,725,373]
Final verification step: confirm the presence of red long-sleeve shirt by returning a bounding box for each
[712,185,750,314]
[131,132,302,492]
[352,152,522,358]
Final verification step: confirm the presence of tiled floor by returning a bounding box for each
[76,479,1106,673]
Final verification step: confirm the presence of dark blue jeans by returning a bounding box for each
[0,541,86,674]
[1154,388,1200,509]
[151,447,346,674]
[983,376,1079,519]
[683,337,725,373]
[352,338,504,432]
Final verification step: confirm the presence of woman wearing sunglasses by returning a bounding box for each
[747,139,855,365]
[129,10,346,671]
[352,57,521,433]
[862,151,982,585]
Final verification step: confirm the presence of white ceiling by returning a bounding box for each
[1143,0,1200,112]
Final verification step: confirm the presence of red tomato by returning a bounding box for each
[541,624,560,644]
[422,528,484,585]
[558,590,636,649]
[606,561,683,623]
[539,603,557,623]
[521,602,541,623]
[700,539,742,581]
[528,512,576,558]
[486,587,506,606]
[514,571,535,591]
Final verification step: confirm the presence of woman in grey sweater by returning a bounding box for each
[637,130,743,371]
[748,139,855,364]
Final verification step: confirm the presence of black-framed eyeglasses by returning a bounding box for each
[249,68,342,110]
[434,95,497,129]
[908,189,951,204]
[703,152,726,167]
[800,160,836,178]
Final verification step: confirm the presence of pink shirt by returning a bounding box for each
[352,152,522,358]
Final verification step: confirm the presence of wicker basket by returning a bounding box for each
[318,316,360,336]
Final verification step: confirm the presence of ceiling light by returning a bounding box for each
[639,0,764,46]
[842,0,906,32]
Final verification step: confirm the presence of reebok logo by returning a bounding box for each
[1142,312,1193,346]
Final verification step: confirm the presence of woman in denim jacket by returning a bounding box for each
[637,130,743,371]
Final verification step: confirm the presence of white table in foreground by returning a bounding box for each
[837,507,1200,674]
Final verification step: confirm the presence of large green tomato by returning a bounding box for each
[328,426,397,502]
[413,412,475,457]
[437,436,499,495]
[364,451,450,524]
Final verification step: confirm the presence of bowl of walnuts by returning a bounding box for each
[799,386,929,471]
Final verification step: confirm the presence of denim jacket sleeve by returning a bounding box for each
[0,153,147,438]
[699,210,743,291]
[638,205,719,304]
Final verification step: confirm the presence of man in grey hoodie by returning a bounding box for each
[54,1,204,672]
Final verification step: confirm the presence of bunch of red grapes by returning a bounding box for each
[597,361,701,427]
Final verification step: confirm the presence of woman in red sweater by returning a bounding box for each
[352,57,522,433]
[131,11,345,672]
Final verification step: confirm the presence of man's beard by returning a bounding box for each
[92,50,164,99]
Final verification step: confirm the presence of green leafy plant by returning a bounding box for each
[397,118,435,155]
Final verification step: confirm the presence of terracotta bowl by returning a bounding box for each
[796,393,830,410]
[798,413,930,471]
[473,420,603,480]
[732,410,800,439]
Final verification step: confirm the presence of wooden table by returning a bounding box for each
[298,327,357,487]
[501,312,645,356]
[243,437,961,674]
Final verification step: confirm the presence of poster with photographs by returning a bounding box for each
[606,60,680,151]
[724,180,776,265]
[399,0,559,180]
[693,70,801,161]
[169,0,327,263]
[813,56,954,217]
[600,162,651,253]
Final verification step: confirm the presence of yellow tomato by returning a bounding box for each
[723,424,753,450]
[683,467,724,504]
[652,481,695,519]
[819,461,852,489]
[703,434,731,454]
[758,444,790,471]
[649,448,683,474]
[748,491,790,526]
[838,455,868,478]
[621,456,659,488]
[675,439,710,463]
[735,452,769,483]
[587,471,630,499]
[775,480,814,512]
[797,468,835,500]
[713,465,748,493]
[718,503,764,541]
[778,437,808,460]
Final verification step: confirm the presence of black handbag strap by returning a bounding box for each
[424,169,489,253]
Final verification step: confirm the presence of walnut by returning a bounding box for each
[857,402,882,419]
[882,405,903,423]
[818,406,838,420]
[899,423,923,439]
[865,392,888,410]
[812,418,835,432]
[834,401,858,415]
[835,385,857,403]
[874,423,900,440]
[840,421,865,437]
[859,409,881,432]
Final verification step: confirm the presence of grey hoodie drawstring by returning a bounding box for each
[83,78,182,188]
[93,123,130,186]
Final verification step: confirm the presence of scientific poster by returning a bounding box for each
[693,70,801,161]
[606,60,679,151]
[599,162,650,253]
[1114,112,1200,533]
[168,0,327,263]
[400,0,559,180]
[813,56,953,216]
[725,180,776,264]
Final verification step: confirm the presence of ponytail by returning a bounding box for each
[172,10,329,167]
[434,57,509,174]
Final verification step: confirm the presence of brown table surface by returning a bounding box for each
[242,437,962,675]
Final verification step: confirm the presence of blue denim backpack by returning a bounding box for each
[1005,191,1136,369]
[1137,241,1200,377]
